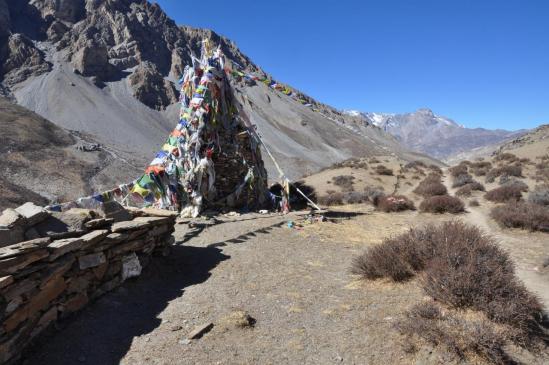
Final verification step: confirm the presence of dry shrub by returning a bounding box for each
[469,199,480,207]
[452,173,474,188]
[494,152,519,162]
[353,221,547,351]
[455,182,485,197]
[529,185,549,206]
[332,175,355,191]
[375,195,415,212]
[499,178,529,192]
[405,160,426,169]
[485,185,523,203]
[398,302,514,364]
[486,165,523,182]
[419,195,465,214]
[449,164,468,177]
[364,185,385,202]
[317,191,344,206]
[428,164,443,174]
[470,159,491,177]
[331,158,368,170]
[344,191,368,204]
[414,180,447,197]
[369,157,381,164]
[411,175,421,180]
[491,202,549,232]
[375,165,393,176]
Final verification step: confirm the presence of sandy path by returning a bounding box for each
[442,173,549,306]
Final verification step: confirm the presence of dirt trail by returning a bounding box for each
[442,174,549,306]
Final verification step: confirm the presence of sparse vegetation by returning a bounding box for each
[455,181,485,196]
[317,191,344,206]
[529,185,549,206]
[485,185,524,203]
[469,199,480,207]
[332,175,355,191]
[449,164,468,177]
[486,165,523,182]
[352,221,546,360]
[491,202,549,232]
[419,195,465,214]
[494,152,519,162]
[343,191,368,204]
[398,301,513,364]
[452,173,474,188]
[374,194,415,212]
[375,165,394,176]
[413,174,447,197]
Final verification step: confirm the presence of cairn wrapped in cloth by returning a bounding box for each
[47,43,268,217]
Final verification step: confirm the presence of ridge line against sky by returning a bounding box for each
[155,0,549,131]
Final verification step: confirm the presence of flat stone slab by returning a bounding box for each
[111,219,152,233]
[79,230,109,249]
[0,249,49,275]
[47,237,84,261]
[15,202,49,226]
[187,322,214,339]
[133,216,172,226]
[0,237,51,259]
[0,275,14,289]
[140,208,179,218]
[79,252,106,270]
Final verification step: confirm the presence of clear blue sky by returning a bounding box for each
[156,0,548,130]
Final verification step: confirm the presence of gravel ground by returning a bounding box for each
[21,206,549,365]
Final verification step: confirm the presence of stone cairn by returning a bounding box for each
[0,201,177,363]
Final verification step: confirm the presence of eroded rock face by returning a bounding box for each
[128,61,178,110]
[30,0,86,23]
[0,0,262,107]
[1,33,51,85]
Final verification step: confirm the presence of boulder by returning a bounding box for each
[71,40,111,78]
[14,203,49,227]
[128,61,178,110]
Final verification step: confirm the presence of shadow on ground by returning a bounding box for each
[22,244,229,365]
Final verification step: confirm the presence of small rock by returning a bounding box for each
[170,325,183,332]
[187,322,214,339]
[179,338,191,345]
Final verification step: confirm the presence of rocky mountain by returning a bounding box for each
[0,0,439,204]
[344,108,525,160]
[447,123,549,163]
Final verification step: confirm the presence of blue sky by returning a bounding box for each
[155,0,548,130]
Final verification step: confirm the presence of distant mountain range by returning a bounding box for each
[344,108,526,160]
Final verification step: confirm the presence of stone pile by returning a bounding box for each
[0,202,177,363]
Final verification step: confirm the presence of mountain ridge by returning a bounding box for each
[343,108,526,160]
